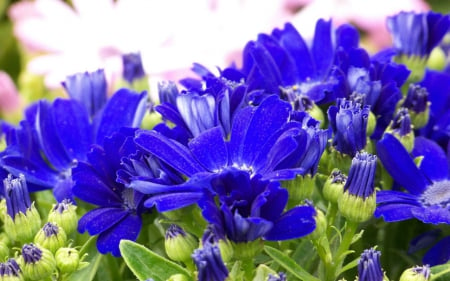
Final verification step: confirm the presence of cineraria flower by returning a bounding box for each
[242,20,356,105]
[132,96,328,211]
[0,70,148,200]
[73,129,149,257]
[192,241,229,281]
[387,11,450,58]
[328,99,369,156]
[375,133,450,224]
[358,248,384,281]
[199,169,316,242]
[156,64,247,139]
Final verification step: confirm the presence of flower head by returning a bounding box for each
[328,99,370,156]
[192,242,229,281]
[358,248,383,281]
[73,129,149,257]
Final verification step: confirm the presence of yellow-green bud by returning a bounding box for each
[339,193,376,223]
[55,247,80,274]
[309,104,325,128]
[34,222,67,253]
[0,199,6,222]
[323,169,347,204]
[165,225,199,263]
[19,243,56,281]
[366,111,376,136]
[399,265,430,281]
[47,199,77,235]
[308,208,327,240]
[4,203,41,243]
[217,239,233,263]
[232,239,263,261]
[409,103,430,129]
[283,174,316,204]
[0,258,24,281]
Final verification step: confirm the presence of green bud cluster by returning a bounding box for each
[47,200,78,235]
[19,243,56,281]
[34,222,67,254]
[4,203,41,243]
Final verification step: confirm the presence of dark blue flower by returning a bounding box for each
[73,129,149,257]
[0,70,148,201]
[403,84,429,113]
[3,174,31,219]
[358,248,383,281]
[192,242,229,281]
[242,20,355,105]
[375,133,450,224]
[122,52,146,84]
[387,11,450,57]
[198,169,316,242]
[328,99,369,156]
[389,108,413,138]
[132,96,328,211]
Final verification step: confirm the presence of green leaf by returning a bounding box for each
[119,239,192,281]
[264,246,321,281]
[337,256,359,276]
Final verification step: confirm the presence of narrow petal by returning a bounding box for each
[413,136,449,181]
[376,133,429,195]
[311,19,333,78]
[144,192,204,212]
[374,203,419,222]
[135,130,205,177]
[78,207,128,235]
[264,205,316,241]
[189,127,228,172]
[97,214,142,257]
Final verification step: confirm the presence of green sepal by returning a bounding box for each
[119,239,192,281]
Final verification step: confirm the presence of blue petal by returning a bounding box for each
[229,96,290,167]
[189,127,228,172]
[53,99,92,161]
[36,101,72,170]
[78,207,128,235]
[135,130,205,177]
[264,205,316,241]
[376,133,429,195]
[72,162,122,206]
[374,202,419,222]
[259,183,288,222]
[411,205,450,224]
[275,23,313,82]
[311,19,333,78]
[144,192,204,212]
[97,214,142,257]
[423,236,450,266]
[95,89,148,144]
[412,137,448,181]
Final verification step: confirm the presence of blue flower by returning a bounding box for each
[375,133,450,224]
[242,21,357,105]
[358,248,384,281]
[0,70,148,200]
[131,96,328,211]
[73,129,149,257]
[328,99,369,156]
[3,174,31,219]
[387,11,450,57]
[192,241,229,281]
[122,52,146,84]
[198,169,316,242]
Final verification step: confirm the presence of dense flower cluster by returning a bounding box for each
[0,7,449,281]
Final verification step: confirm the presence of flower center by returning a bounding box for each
[420,180,450,207]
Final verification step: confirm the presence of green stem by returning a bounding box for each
[242,257,255,280]
[326,221,359,281]
[326,203,338,237]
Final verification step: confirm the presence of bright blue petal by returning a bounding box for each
[423,236,450,266]
[78,207,128,235]
[144,192,204,212]
[412,205,450,224]
[311,19,333,78]
[189,127,228,172]
[412,136,448,181]
[97,214,142,257]
[135,130,205,177]
[376,133,429,195]
[264,205,316,241]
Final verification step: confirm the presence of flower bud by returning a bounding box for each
[55,247,80,274]
[3,175,41,242]
[399,265,431,281]
[47,199,77,235]
[34,222,67,253]
[402,84,430,129]
[308,207,327,240]
[323,169,347,204]
[165,225,199,263]
[338,152,377,223]
[386,108,414,152]
[358,248,384,281]
[0,258,23,281]
[20,243,56,281]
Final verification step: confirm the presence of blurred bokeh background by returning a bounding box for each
[0,0,449,123]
